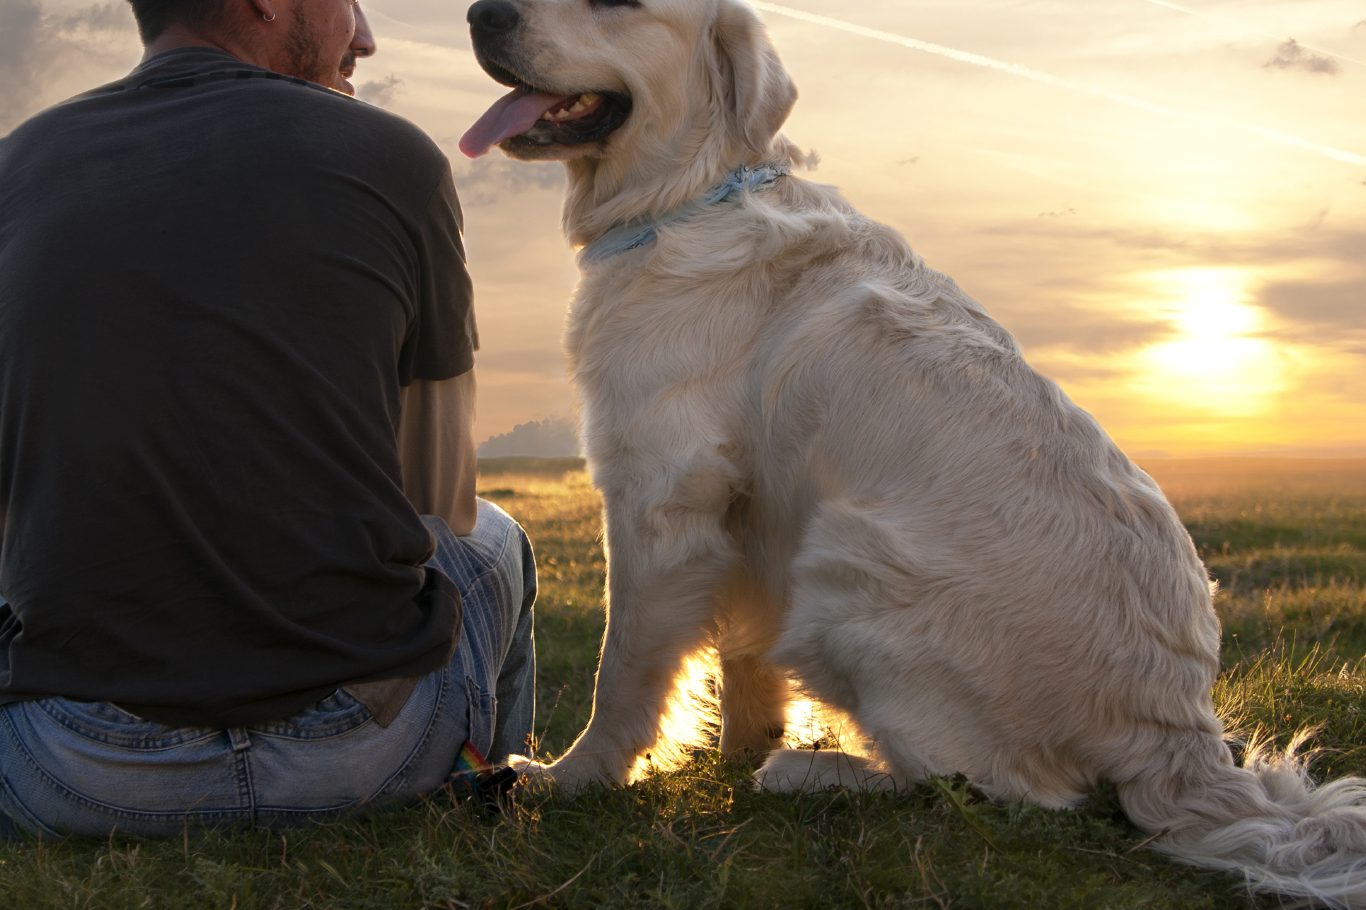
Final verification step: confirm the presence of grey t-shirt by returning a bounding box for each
[0,48,475,726]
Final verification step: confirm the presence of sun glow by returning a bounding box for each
[1133,268,1285,418]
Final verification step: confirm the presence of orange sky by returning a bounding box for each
[6,0,1365,456]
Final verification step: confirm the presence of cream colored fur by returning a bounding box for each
[481,0,1366,904]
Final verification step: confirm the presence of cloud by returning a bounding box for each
[0,0,46,127]
[1263,39,1340,76]
[978,219,1363,273]
[454,155,564,207]
[1256,278,1366,338]
[0,0,135,133]
[357,74,403,108]
[477,416,579,457]
[1022,354,1132,386]
[1007,307,1172,356]
[56,3,129,31]
[952,218,1366,376]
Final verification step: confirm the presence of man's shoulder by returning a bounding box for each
[0,76,127,145]
[237,76,447,170]
[2,58,451,197]
[300,94,452,196]
[330,94,443,155]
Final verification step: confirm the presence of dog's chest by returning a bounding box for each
[566,271,763,403]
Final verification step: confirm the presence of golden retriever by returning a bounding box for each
[460,0,1366,904]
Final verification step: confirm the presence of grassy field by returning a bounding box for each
[2,457,1363,908]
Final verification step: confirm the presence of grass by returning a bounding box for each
[2,456,1363,908]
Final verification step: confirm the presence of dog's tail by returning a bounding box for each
[1117,729,1366,908]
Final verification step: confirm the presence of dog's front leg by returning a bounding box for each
[529,458,740,791]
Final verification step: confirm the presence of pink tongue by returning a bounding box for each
[459,88,574,158]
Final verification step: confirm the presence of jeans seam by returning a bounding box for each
[369,669,449,803]
[0,774,62,838]
[486,517,519,569]
[464,675,497,759]
[250,708,374,741]
[234,734,255,823]
[34,700,218,750]
[449,510,520,580]
[0,708,245,826]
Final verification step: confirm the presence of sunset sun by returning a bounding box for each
[1135,268,1286,419]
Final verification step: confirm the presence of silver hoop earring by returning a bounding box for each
[262,10,276,21]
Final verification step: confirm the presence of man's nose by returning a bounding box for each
[352,4,377,58]
[467,0,520,34]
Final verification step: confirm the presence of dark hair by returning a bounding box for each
[125,0,226,42]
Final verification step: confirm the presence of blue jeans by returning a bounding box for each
[0,500,535,839]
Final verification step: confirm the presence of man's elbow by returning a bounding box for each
[447,496,478,537]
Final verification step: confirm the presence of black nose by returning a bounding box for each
[468,0,520,33]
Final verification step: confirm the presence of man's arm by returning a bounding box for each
[398,370,478,536]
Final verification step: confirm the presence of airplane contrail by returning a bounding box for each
[1131,0,1366,69]
[749,1,1366,169]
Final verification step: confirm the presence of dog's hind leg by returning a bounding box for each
[718,652,788,760]
[761,498,1037,802]
[714,573,789,762]
[764,497,1095,808]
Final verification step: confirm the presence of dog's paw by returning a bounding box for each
[506,753,623,795]
[505,754,556,792]
[755,748,902,794]
[506,753,545,774]
[754,749,819,793]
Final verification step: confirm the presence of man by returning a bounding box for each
[0,0,535,837]
[334,1,374,96]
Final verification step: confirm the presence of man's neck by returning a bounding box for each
[140,26,263,69]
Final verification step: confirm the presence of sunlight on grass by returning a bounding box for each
[1213,644,1365,780]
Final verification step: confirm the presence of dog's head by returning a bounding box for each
[461,0,797,178]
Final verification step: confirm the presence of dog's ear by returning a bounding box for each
[710,0,797,155]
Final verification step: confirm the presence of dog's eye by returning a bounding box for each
[589,0,640,8]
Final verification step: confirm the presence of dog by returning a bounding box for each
[460,0,1366,904]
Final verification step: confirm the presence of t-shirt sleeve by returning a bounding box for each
[400,162,477,384]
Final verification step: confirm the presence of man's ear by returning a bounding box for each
[248,0,277,23]
[710,0,797,155]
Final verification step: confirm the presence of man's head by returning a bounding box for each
[274,0,364,88]
[125,0,223,44]
[127,0,366,92]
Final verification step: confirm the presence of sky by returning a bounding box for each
[3,0,1365,457]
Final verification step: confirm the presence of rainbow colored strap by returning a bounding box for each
[454,741,491,777]
[448,741,518,813]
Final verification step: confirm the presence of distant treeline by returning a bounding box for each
[477,417,581,458]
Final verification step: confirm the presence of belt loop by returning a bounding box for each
[227,727,252,752]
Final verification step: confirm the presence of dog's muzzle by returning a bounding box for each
[468,0,520,40]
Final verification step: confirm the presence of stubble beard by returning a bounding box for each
[284,15,334,87]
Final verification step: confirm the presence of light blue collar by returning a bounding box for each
[578,163,790,264]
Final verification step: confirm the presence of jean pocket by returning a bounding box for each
[36,699,219,749]
[251,689,375,741]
